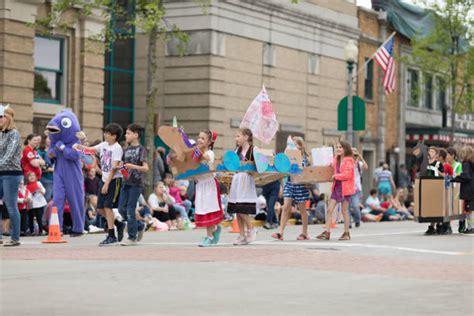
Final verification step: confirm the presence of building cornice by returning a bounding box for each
[163,0,360,61]
[0,0,41,24]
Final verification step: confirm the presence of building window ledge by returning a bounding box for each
[33,102,66,116]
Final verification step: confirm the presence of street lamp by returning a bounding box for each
[344,39,358,147]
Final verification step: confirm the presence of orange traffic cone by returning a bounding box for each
[229,217,240,233]
[43,206,67,243]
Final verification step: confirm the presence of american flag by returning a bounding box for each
[374,36,396,94]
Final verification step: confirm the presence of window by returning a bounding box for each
[275,130,304,153]
[364,58,374,100]
[34,36,64,104]
[436,77,446,111]
[308,54,319,75]
[263,43,276,67]
[408,68,419,107]
[423,73,433,109]
[103,0,135,128]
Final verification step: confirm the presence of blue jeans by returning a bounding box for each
[137,206,151,232]
[40,178,54,202]
[174,204,189,220]
[0,175,22,241]
[262,181,280,224]
[183,200,192,217]
[118,184,142,241]
[348,191,361,225]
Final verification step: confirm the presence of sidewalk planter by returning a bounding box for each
[414,176,464,223]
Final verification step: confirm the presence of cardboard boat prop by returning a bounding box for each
[158,126,334,185]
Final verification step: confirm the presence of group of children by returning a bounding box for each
[424,145,474,235]
[11,122,473,247]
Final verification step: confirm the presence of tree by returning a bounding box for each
[410,0,473,139]
[33,0,300,194]
[33,0,201,194]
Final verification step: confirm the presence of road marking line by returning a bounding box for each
[252,240,470,256]
[349,230,425,237]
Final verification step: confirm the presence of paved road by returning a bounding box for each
[1,221,473,316]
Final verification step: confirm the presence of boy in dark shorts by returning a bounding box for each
[75,123,124,246]
[118,124,149,246]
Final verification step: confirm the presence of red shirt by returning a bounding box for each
[21,146,42,179]
[18,188,30,210]
[443,163,454,177]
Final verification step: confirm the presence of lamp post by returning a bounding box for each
[344,40,358,147]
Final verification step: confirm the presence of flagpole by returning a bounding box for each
[352,31,396,80]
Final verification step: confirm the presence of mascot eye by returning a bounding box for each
[61,118,72,129]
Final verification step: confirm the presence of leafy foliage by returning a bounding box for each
[410,0,473,113]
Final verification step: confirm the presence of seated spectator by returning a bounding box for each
[380,195,402,221]
[85,168,100,196]
[148,182,178,230]
[392,189,414,220]
[136,194,153,228]
[364,189,399,221]
[311,193,326,224]
[85,195,103,232]
[164,173,191,224]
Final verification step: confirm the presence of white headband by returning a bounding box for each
[0,104,10,116]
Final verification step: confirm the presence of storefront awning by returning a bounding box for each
[406,127,474,145]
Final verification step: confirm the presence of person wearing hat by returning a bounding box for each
[0,104,23,246]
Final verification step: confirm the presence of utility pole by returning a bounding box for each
[377,11,387,164]
[450,35,459,142]
[398,38,406,166]
[347,61,354,146]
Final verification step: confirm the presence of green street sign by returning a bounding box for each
[337,96,366,131]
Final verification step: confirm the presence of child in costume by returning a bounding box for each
[272,137,311,240]
[316,140,355,241]
[45,110,86,236]
[227,128,258,246]
[27,172,47,236]
[193,130,223,247]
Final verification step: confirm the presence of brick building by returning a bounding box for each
[132,0,360,154]
[357,2,474,188]
[0,0,105,141]
[1,0,361,156]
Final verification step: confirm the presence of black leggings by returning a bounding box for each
[153,205,177,222]
[29,207,44,234]
[20,209,28,233]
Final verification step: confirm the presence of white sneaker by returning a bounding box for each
[246,229,258,243]
[233,235,248,246]
[120,239,138,246]
[88,225,103,233]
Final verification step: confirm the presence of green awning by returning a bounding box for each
[374,0,469,53]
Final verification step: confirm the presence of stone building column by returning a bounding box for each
[78,14,105,142]
[0,0,40,137]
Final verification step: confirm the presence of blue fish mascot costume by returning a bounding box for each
[46,110,86,236]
